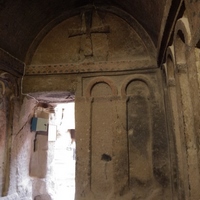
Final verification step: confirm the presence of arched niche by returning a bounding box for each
[26,7,156,64]
[173,17,191,71]
[175,30,186,66]
[119,75,171,198]
[24,7,156,78]
[84,77,117,198]
[85,77,117,98]
[165,46,176,86]
[125,79,152,184]
[30,9,151,64]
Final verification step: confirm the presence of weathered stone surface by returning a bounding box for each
[28,10,154,67]
[75,71,171,199]
[0,193,20,200]
[22,74,78,95]
[1,1,200,200]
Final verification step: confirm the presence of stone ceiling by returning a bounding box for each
[0,0,171,62]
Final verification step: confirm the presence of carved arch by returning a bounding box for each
[25,6,156,65]
[121,75,153,99]
[120,75,168,189]
[85,77,117,98]
[165,45,176,86]
[174,17,192,46]
[173,17,191,72]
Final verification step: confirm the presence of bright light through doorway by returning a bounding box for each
[47,102,75,200]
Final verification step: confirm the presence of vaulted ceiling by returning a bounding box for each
[0,0,171,62]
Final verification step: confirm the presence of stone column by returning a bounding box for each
[163,62,189,199]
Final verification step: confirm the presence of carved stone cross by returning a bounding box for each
[68,10,110,57]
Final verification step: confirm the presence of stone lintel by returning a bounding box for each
[25,60,156,75]
[22,74,78,95]
[0,48,24,77]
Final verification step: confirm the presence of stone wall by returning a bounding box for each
[10,97,36,199]
[2,2,200,200]
[10,97,53,200]
[21,7,173,200]
[0,95,46,200]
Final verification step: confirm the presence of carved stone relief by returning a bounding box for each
[26,9,155,72]
[25,60,153,76]
[68,10,110,58]
[75,70,172,200]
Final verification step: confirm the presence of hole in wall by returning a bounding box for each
[101,154,112,162]
[177,30,185,43]
[196,39,200,49]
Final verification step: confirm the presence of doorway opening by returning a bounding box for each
[47,102,75,200]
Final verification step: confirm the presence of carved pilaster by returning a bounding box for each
[0,71,19,196]
[162,63,176,88]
